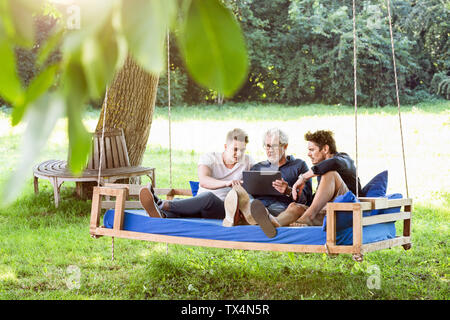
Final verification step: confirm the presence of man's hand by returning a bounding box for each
[272,178,289,195]
[226,180,243,187]
[291,177,305,201]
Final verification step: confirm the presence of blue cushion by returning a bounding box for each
[103,209,396,246]
[189,181,199,197]
[362,170,388,197]
[322,191,362,231]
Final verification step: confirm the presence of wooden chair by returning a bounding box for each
[33,128,155,207]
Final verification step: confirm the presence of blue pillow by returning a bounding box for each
[322,191,360,231]
[189,181,199,197]
[362,170,388,197]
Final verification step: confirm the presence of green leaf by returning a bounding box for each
[67,105,92,176]
[11,64,58,126]
[179,0,248,96]
[3,0,45,47]
[81,16,123,100]
[61,59,92,175]
[0,38,25,106]
[36,27,64,67]
[81,37,107,99]
[0,93,63,206]
[122,0,177,74]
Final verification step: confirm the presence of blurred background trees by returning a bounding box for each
[1,0,448,109]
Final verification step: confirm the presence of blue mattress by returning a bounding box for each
[103,210,396,246]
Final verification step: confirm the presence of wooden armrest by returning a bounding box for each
[325,198,413,254]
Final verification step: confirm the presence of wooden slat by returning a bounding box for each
[104,183,142,195]
[119,133,130,166]
[92,226,410,255]
[102,200,143,209]
[96,186,129,197]
[403,205,412,237]
[102,184,192,198]
[89,187,102,234]
[94,129,123,138]
[326,204,336,246]
[361,236,411,254]
[352,207,363,254]
[358,197,388,209]
[92,227,330,253]
[326,202,372,211]
[116,135,126,167]
[362,212,411,226]
[93,136,99,169]
[110,135,120,168]
[113,188,127,230]
[105,137,113,169]
[387,198,412,208]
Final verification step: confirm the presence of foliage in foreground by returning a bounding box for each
[0,0,248,204]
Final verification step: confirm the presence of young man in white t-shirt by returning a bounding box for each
[139,128,255,219]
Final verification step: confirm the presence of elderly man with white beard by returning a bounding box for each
[248,128,312,215]
[222,128,312,229]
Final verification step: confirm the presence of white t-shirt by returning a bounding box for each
[197,152,255,201]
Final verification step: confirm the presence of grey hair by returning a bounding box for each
[263,128,289,146]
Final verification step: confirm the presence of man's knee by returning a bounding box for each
[321,171,345,187]
[285,202,308,215]
[287,202,307,209]
[202,192,220,207]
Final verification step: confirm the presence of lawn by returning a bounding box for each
[0,100,449,300]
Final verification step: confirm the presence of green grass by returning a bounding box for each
[0,101,449,300]
[152,99,450,121]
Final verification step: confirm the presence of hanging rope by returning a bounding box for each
[352,0,359,198]
[167,30,173,190]
[166,30,173,255]
[386,0,409,198]
[98,87,108,187]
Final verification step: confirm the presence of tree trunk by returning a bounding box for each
[96,54,159,166]
[78,55,159,198]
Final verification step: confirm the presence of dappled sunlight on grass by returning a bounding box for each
[0,265,17,283]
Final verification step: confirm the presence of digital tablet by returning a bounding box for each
[242,171,282,196]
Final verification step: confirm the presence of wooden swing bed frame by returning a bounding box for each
[89,184,412,261]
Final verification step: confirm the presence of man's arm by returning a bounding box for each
[292,168,317,201]
[198,165,239,189]
[311,154,349,176]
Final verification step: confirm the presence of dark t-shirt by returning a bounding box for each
[311,152,362,196]
[250,155,313,206]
